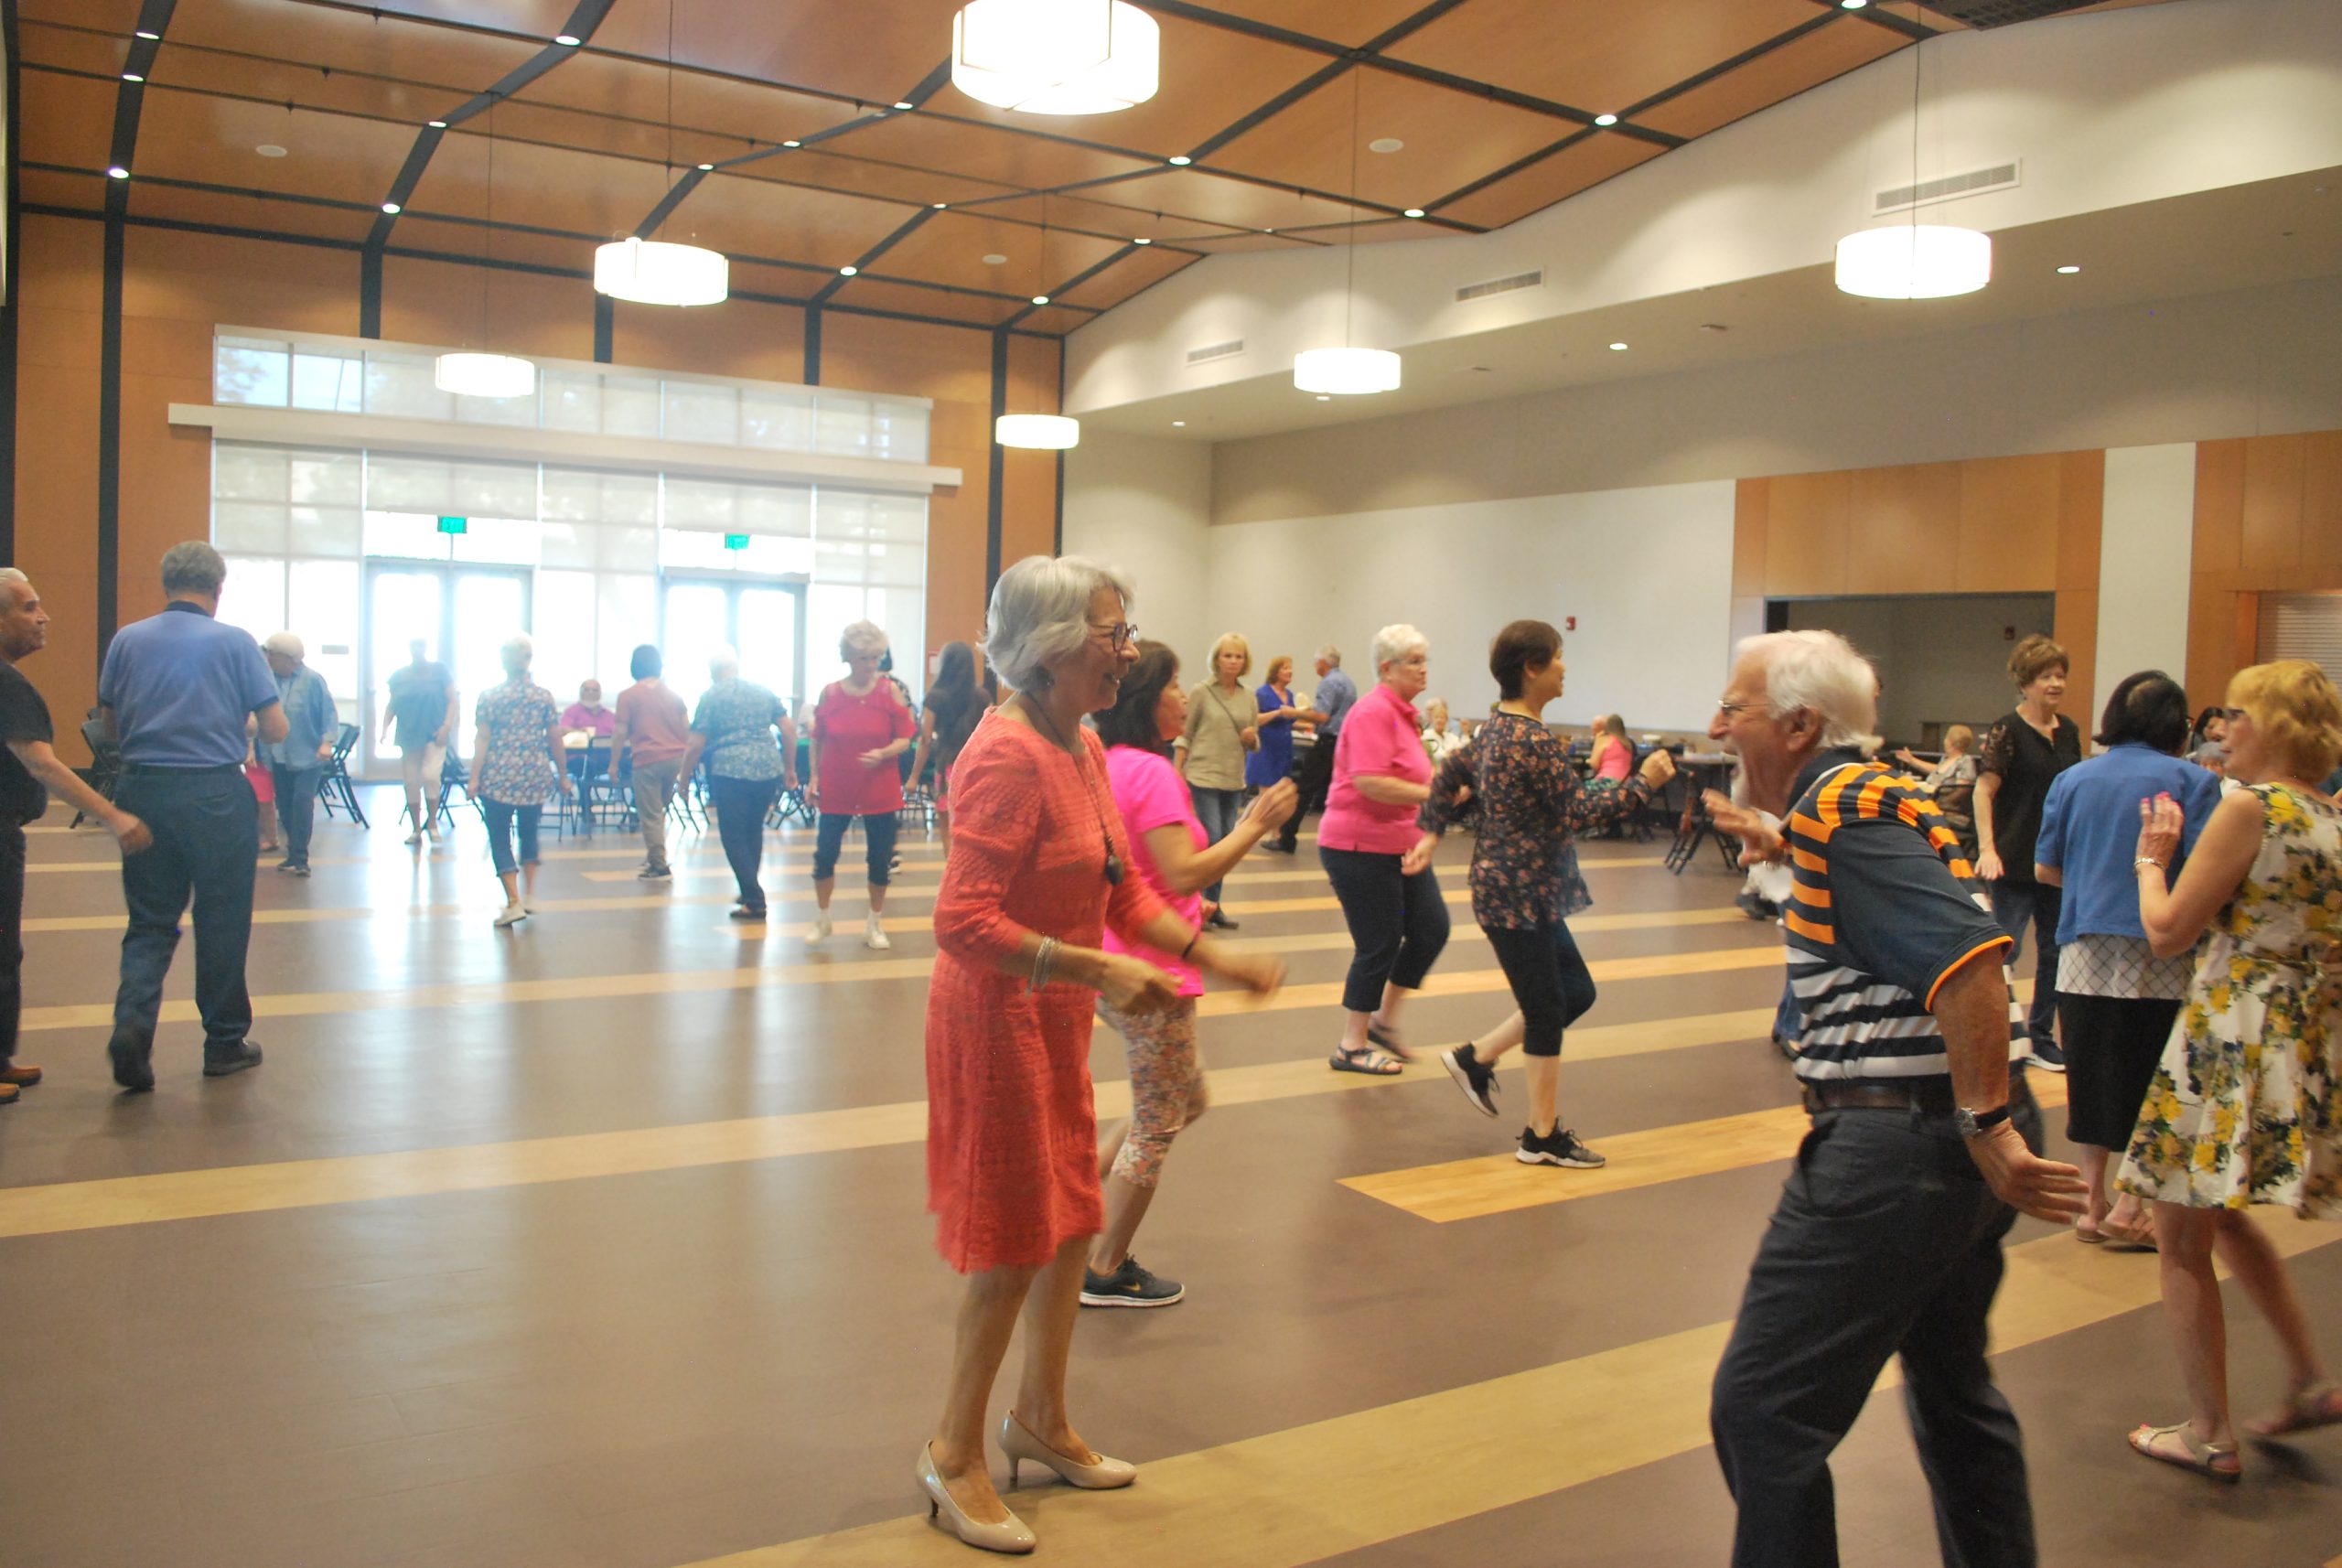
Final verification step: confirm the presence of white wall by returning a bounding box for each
[2099,443,2198,694]
[1199,481,1736,733]
[1060,428,1214,669]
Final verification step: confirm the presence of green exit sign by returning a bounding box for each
[724,533,749,551]
[436,515,468,534]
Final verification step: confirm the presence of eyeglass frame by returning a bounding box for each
[1087,620,1141,650]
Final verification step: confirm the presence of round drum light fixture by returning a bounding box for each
[594,235,729,306]
[1294,347,1401,396]
[995,413,1080,449]
[434,352,537,399]
[951,0,1160,115]
[1833,224,1992,299]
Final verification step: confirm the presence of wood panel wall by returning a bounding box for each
[2186,430,2342,703]
[7,214,1058,757]
[1733,449,2106,722]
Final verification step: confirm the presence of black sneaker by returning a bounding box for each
[1516,1126,1606,1168]
[202,1041,264,1079]
[1442,1043,1499,1117]
[728,906,768,921]
[1080,1255,1185,1308]
[1735,888,1780,921]
[285,863,311,878]
[108,1036,156,1092]
[2025,1037,2068,1073]
[639,864,671,881]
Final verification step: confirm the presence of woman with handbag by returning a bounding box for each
[1179,631,1260,929]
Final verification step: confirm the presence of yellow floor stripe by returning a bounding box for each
[1348,1079,2071,1221]
[721,903,1756,943]
[0,994,1791,1240]
[1197,944,1785,1020]
[673,1215,2336,1568]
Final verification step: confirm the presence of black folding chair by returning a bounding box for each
[70,717,121,828]
[316,722,369,828]
[435,750,473,829]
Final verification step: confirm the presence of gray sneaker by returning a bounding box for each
[202,1041,264,1079]
[1080,1255,1185,1308]
[638,864,671,881]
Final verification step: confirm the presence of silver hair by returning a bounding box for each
[1316,644,1341,666]
[262,631,305,660]
[0,568,28,607]
[708,643,740,675]
[985,553,1134,693]
[1735,630,1882,754]
[1371,623,1427,672]
[840,619,889,660]
[500,633,533,673]
[160,541,227,597]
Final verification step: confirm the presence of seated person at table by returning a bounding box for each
[562,680,616,738]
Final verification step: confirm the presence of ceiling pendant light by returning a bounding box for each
[951,0,1159,115]
[435,108,536,400]
[594,1,729,306]
[1834,10,1989,300]
[997,198,1080,449]
[1293,69,1400,398]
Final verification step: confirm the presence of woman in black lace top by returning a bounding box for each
[1413,620,1675,1168]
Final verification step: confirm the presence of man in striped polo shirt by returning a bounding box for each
[1703,630,2087,1568]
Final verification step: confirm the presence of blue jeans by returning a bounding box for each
[1988,879,2062,1046]
[270,764,323,867]
[111,768,259,1055]
[1188,784,1242,904]
[481,800,542,879]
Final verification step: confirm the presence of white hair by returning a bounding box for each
[1371,623,1427,672]
[262,631,305,660]
[708,643,740,675]
[840,619,889,660]
[1735,630,1882,754]
[0,568,28,607]
[500,633,533,673]
[1316,644,1341,666]
[985,553,1133,693]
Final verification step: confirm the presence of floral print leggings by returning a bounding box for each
[1096,996,1207,1188]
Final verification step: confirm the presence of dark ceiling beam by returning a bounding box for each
[101,0,175,219]
[809,208,940,306]
[1000,241,1142,328]
[1832,2,1946,43]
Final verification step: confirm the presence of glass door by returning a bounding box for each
[660,576,805,720]
[361,564,533,778]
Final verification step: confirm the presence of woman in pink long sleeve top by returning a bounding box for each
[1318,623,1450,1074]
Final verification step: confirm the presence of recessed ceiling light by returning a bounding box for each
[134,28,160,38]
[783,139,801,148]
[1133,237,1152,245]
[381,201,402,214]
[1403,208,1425,219]
[122,71,145,82]
[839,264,858,275]
[1167,155,1192,166]
[428,119,448,128]
[256,144,287,158]
[1842,0,1868,8]
[553,33,582,46]
[1368,137,1404,154]
[1264,228,1275,235]
[697,162,714,171]
[107,165,130,179]
[894,101,915,111]
[983,252,1008,265]
[1315,394,1332,402]
[933,202,948,209]
[1172,420,1186,427]
[1608,341,1628,350]
[2057,264,2081,274]
[1031,295,1050,305]
[1594,113,1618,127]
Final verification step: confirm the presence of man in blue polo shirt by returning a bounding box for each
[97,542,287,1090]
[1277,642,1356,854]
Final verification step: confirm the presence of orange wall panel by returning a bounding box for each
[2053,588,2097,727]
[1761,469,1849,596]
[1845,462,1958,595]
[2302,430,2342,569]
[2238,434,2306,575]
[1954,454,2060,593]
[1731,478,1767,599]
[2192,438,2246,575]
[381,256,597,363]
[611,295,805,382]
[2055,450,2105,594]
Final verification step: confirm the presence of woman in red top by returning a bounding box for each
[806,619,919,950]
[918,556,1280,1554]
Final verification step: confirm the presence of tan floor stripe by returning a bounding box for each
[584,854,1666,886]
[671,1215,2335,1568]
[723,902,1756,943]
[1347,1078,2071,1221]
[0,993,1792,1239]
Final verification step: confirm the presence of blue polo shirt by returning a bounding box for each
[2036,742,2221,945]
[1315,666,1359,736]
[99,602,281,768]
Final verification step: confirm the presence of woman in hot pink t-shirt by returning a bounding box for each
[1088,641,1294,1308]
[1320,624,1450,1075]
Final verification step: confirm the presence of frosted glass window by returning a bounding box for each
[451,385,540,428]
[814,395,873,457]
[215,445,290,501]
[542,371,602,433]
[663,381,739,445]
[533,571,598,701]
[738,534,813,576]
[289,451,362,506]
[602,376,661,436]
[871,403,929,463]
[362,511,451,561]
[660,530,734,572]
[367,456,456,513]
[218,556,287,641]
[291,351,364,413]
[452,461,538,519]
[215,338,291,407]
[543,469,656,529]
[449,516,541,567]
[286,505,362,558]
[362,353,453,421]
[215,501,290,555]
[876,585,927,684]
[742,389,816,452]
[805,584,865,682]
[598,575,658,695]
[599,527,661,575]
[737,484,812,538]
[662,478,737,531]
[288,561,362,704]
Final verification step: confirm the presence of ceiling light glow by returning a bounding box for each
[553,33,582,46]
[2057,264,2081,274]
[1403,208,1425,219]
[1834,224,1991,299]
[594,236,730,306]
[895,101,916,111]
[135,28,160,38]
[783,139,801,147]
[428,119,449,128]
[951,0,1160,115]
[698,162,715,171]
[256,144,287,157]
[1172,420,1185,427]
[434,352,537,399]
[1593,113,1617,126]
[1031,295,1049,305]
[107,166,130,179]
[995,413,1080,449]
[122,72,145,82]
[1294,347,1402,396]
[1842,0,1868,8]
[840,264,859,276]
[1133,236,1151,244]
[1608,341,1628,351]
[1168,154,1191,166]
[381,201,402,214]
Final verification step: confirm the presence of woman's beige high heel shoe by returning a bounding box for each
[999,1411,1137,1490]
[916,1443,1037,1554]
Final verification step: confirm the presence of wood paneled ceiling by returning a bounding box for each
[16,0,2184,338]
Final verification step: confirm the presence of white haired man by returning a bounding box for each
[0,569,151,1105]
[260,631,338,877]
[1279,643,1350,854]
[1703,629,2086,1568]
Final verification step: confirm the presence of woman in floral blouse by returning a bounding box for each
[470,634,571,928]
[2119,659,2342,1481]
[1413,620,1674,1168]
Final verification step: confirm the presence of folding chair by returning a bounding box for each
[317,723,369,828]
[70,717,121,828]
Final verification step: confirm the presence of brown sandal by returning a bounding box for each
[2128,1420,2240,1482]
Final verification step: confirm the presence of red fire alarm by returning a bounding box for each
[1565,616,1577,631]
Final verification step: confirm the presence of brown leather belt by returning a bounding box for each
[1801,1078,1958,1116]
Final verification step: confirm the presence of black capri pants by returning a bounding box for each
[2057,992,2181,1148]
[813,810,898,886]
[1485,918,1598,1057]
[1319,845,1450,1014]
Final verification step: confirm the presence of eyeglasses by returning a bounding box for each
[1715,699,1757,718]
[1088,621,1140,650]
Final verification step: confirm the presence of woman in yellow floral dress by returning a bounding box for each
[2120,660,2342,1481]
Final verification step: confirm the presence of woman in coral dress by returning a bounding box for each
[918,556,1283,1555]
[2120,660,2342,1482]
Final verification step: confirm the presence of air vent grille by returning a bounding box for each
[1918,0,2094,28]
[1185,339,1243,366]
[1875,161,2019,214]
[1456,269,1543,303]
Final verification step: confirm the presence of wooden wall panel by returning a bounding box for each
[2054,588,2097,730]
[1955,454,2061,593]
[1761,469,1849,596]
[1844,463,1958,595]
[381,257,597,364]
[2192,438,2246,575]
[610,295,805,384]
[2238,433,2306,574]
[2299,430,2342,569]
[1731,478,1767,599]
[2055,451,2105,593]
[2185,429,2342,715]
[14,217,108,753]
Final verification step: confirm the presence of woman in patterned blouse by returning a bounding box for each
[1414,620,1674,1167]
[469,634,572,929]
